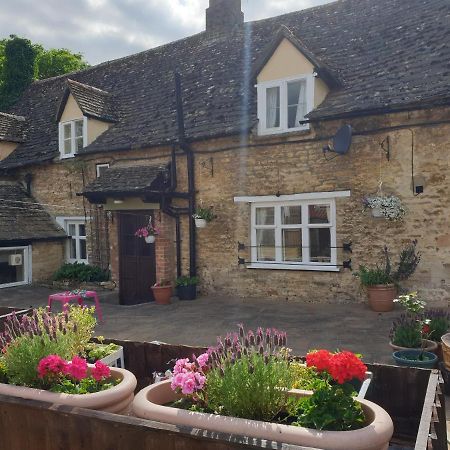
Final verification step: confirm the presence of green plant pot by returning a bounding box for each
[392,350,437,369]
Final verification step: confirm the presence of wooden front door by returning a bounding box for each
[119,212,156,305]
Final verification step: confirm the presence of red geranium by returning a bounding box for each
[305,349,333,372]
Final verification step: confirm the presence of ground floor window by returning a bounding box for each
[234,191,350,271]
[56,217,88,263]
[0,246,31,288]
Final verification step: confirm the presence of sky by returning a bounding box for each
[0,0,333,65]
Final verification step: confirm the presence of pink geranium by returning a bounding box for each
[170,355,208,397]
[196,353,209,368]
[66,356,88,381]
[37,355,68,378]
[92,360,111,381]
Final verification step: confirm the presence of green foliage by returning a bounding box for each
[290,363,328,390]
[423,310,450,342]
[193,206,214,222]
[53,262,109,283]
[390,314,422,348]
[292,384,365,431]
[0,356,7,383]
[85,342,120,362]
[354,265,393,286]
[35,47,88,80]
[206,353,292,421]
[392,241,421,282]
[67,306,97,355]
[175,275,199,287]
[50,376,118,394]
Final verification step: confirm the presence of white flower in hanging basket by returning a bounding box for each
[363,195,406,221]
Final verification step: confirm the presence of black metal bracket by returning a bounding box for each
[238,257,246,265]
[343,259,352,270]
[343,242,352,253]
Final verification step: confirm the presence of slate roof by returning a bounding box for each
[0,182,67,242]
[56,79,118,123]
[1,0,449,170]
[0,113,26,143]
[83,165,170,199]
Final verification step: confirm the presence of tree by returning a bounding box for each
[35,47,89,80]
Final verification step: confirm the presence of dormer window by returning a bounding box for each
[58,118,87,158]
[257,75,313,135]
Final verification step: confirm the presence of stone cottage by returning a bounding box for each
[0,0,449,305]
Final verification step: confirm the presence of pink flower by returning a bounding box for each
[196,353,209,368]
[194,372,206,389]
[67,356,88,381]
[171,373,185,391]
[37,355,68,378]
[181,373,196,395]
[92,360,111,381]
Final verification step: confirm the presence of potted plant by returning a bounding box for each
[85,339,124,368]
[135,216,160,243]
[193,206,214,228]
[362,195,405,220]
[354,241,420,312]
[175,275,199,301]
[133,325,393,450]
[151,280,172,304]
[0,307,136,413]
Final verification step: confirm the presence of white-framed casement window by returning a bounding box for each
[234,191,351,271]
[0,246,32,288]
[257,74,314,135]
[56,217,88,263]
[58,117,88,159]
[96,163,110,178]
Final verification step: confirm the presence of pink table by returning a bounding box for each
[47,291,103,322]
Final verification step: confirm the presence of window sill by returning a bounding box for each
[60,154,76,160]
[257,126,310,138]
[246,263,340,272]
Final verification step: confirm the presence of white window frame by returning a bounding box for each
[234,191,350,272]
[0,246,32,289]
[96,163,110,178]
[58,117,88,159]
[257,74,314,136]
[56,217,88,264]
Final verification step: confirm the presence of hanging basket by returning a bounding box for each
[371,207,384,218]
[145,235,156,244]
[195,218,207,228]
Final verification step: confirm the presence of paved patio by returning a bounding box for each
[0,285,413,364]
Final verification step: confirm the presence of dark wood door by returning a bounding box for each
[119,212,156,305]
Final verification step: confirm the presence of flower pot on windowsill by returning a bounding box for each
[195,218,207,228]
[367,284,397,312]
[144,235,156,244]
[0,366,137,414]
[133,380,393,450]
[151,285,172,304]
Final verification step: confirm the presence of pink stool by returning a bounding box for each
[48,291,103,322]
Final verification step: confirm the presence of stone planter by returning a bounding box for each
[133,380,394,450]
[392,350,437,369]
[151,285,172,304]
[0,366,137,414]
[195,218,207,228]
[367,284,396,312]
[389,339,438,353]
[144,235,155,244]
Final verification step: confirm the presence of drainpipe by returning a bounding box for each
[175,72,197,278]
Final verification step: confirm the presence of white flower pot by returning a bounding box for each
[145,235,155,244]
[371,207,383,218]
[195,218,207,228]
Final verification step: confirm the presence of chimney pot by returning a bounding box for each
[206,0,244,34]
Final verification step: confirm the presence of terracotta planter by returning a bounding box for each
[0,366,137,414]
[367,284,396,312]
[133,380,393,450]
[389,339,438,353]
[151,285,172,304]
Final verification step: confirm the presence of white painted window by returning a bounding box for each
[58,117,87,159]
[56,217,88,263]
[96,163,110,178]
[257,75,313,135]
[0,246,32,288]
[234,191,351,271]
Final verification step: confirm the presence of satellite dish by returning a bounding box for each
[323,124,352,156]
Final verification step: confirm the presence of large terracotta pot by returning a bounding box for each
[0,366,137,414]
[151,285,172,304]
[133,380,393,450]
[389,339,438,353]
[367,284,397,312]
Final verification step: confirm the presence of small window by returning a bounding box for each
[64,220,88,263]
[257,75,313,135]
[96,163,110,178]
[59,118,87,158]
[250,197,337,270]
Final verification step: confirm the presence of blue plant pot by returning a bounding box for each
[392,349,437,369]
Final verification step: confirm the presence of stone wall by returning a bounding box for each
[32,240,65,282]
[13,106,450,305]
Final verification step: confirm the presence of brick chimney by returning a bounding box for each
[206,0,244,34]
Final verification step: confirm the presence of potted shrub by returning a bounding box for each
[193,206,214,228]
[362,195,406,220]
[133,325,393,450]
[354,241,420,312]
[135,217,159,244]
[151,280,172,304]
[85,340,124,368]
[175,275,199,301]
[0,307,136,413]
